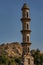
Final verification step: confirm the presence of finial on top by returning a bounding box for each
[21,3,30,10]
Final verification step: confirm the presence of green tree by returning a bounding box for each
[31,48,43,65]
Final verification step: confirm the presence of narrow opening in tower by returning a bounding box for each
[28,59,30,64]
[28,47,29,52]
[27,24,29,29]
[27,36,29,42]
[27,12,28,18]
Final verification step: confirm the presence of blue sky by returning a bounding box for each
[0,0,43,51]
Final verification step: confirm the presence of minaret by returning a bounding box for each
[21,3,34,65]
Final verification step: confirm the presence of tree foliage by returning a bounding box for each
[31,48,43,65]
[0,54,21,65]
[0,48,43,65]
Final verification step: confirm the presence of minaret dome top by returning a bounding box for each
[21,3,30,10]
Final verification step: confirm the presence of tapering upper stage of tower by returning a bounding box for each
[21,3,31,22]
[21,3,30,10]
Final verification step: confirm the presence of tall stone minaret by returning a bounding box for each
[21,3,34,65]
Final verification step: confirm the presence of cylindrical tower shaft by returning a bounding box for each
[21,3,31,56]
